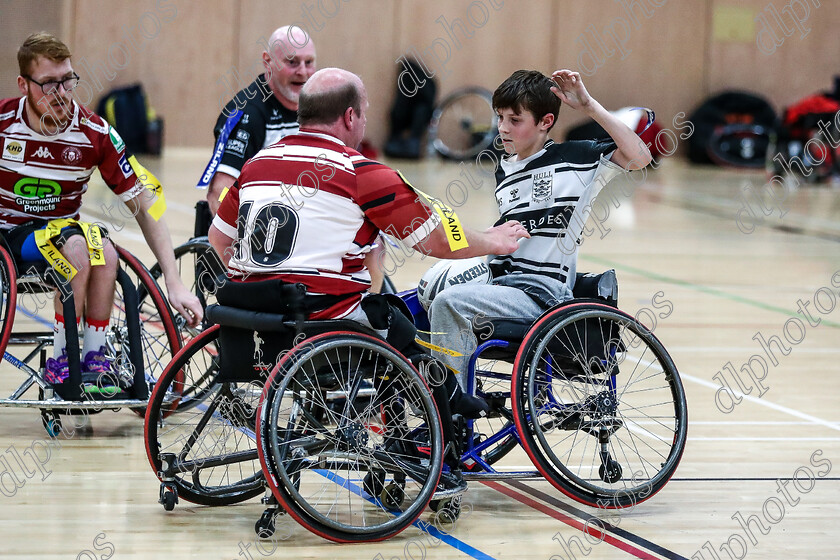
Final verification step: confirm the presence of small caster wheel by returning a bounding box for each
[381,482,405,509]
[255,510,276,539]
[363,470,385,498]
[159,483,179,511]
[41,412,61,438]
[599,459,623,483]
[431,498,461,523]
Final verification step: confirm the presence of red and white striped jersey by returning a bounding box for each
[0,97,143,229]
[213,129,440,319]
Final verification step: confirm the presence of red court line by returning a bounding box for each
[481,480,662,560]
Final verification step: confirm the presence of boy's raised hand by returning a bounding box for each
[550,70,593,113]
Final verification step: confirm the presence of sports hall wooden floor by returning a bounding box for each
[0,150,838,559]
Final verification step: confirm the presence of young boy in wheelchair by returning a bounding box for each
[0,33,202,393]
[428,69,653,378]
[208,68,531,425]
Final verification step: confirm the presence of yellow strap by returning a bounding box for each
[218,186,230,202]
[414,337,463,358]
[127,155,167,221]
[33,230,77,282]
[32,219,108,282]
[397,170,469,252]
[79,222,105,266]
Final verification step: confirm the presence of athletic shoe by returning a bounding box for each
[44,352,69,384]
[81,347,119,395]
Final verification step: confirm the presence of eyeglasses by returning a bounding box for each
[23,73,81,95]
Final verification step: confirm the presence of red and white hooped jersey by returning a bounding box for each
[0,97,143,229]
[213,129,441,319]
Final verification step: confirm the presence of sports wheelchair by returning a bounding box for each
[144,270,687,542]
[0,239,181,436]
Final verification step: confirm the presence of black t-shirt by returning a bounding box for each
[212,74,299,179]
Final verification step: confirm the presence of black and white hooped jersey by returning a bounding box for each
[489,139,623,287]
[211,74,299,180]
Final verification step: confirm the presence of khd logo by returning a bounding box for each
[7,142,22,155]
[14,177,61,198]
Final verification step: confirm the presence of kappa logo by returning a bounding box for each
[532,170,553,202]
[33,146,54,159]
[2,139,26,162]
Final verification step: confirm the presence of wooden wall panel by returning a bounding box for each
[708,0,840,113]
[69,0,237,149]
[0,0,65,99]
[549,0,709,142]
[4,0,838,151]
[236,0,399,148]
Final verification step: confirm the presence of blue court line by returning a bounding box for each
[317,470,496,560]
[11,298,53,327]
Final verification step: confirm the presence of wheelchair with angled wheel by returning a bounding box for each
[145,268,687,542]
[0,236,181,436]
[405,269,688,509]
[145,278,453,542]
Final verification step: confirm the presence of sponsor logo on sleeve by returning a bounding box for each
[226,138,247,157]
[109,128,125,152]
[2,138,26,162]
[118,154,133,178]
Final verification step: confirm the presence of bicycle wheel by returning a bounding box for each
[0,244,17,361]
[429,87,498,160]
[512,302,687,508]
[258,332,443,543]
[144,325,264,506]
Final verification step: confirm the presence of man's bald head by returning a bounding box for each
[267,25,313,58]
[262,25,317,110]
[298,68,365,126]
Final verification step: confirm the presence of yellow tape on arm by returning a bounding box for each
[218,186,229,202]
[127,155,167,221]
[397,171,469,252]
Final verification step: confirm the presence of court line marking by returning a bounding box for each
[688,437,840,441]
[319,470,496,560]
[679,372,840,432]
[583,255,840,329]
[491,479,689,560]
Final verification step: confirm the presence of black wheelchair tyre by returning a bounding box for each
[144,325,264,506]
[511,302,687,508]
[258,332,444,543]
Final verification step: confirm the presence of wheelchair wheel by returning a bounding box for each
[511,302,687,508]
[258,332,443,543]
[149,237,225,339]
[144,325,265,506]
[114,246,181,396]
[429,87,498,160]
[0,245,17,360]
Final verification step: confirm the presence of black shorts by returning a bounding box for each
[3,220,110,265]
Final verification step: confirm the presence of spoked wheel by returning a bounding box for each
[149,237,225,341]
[0,244,17,362]
[512,302,687,508]
[429,87,498,160]
[258,332,444,543]
[144,325,264,506]
[113,246,181,399]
